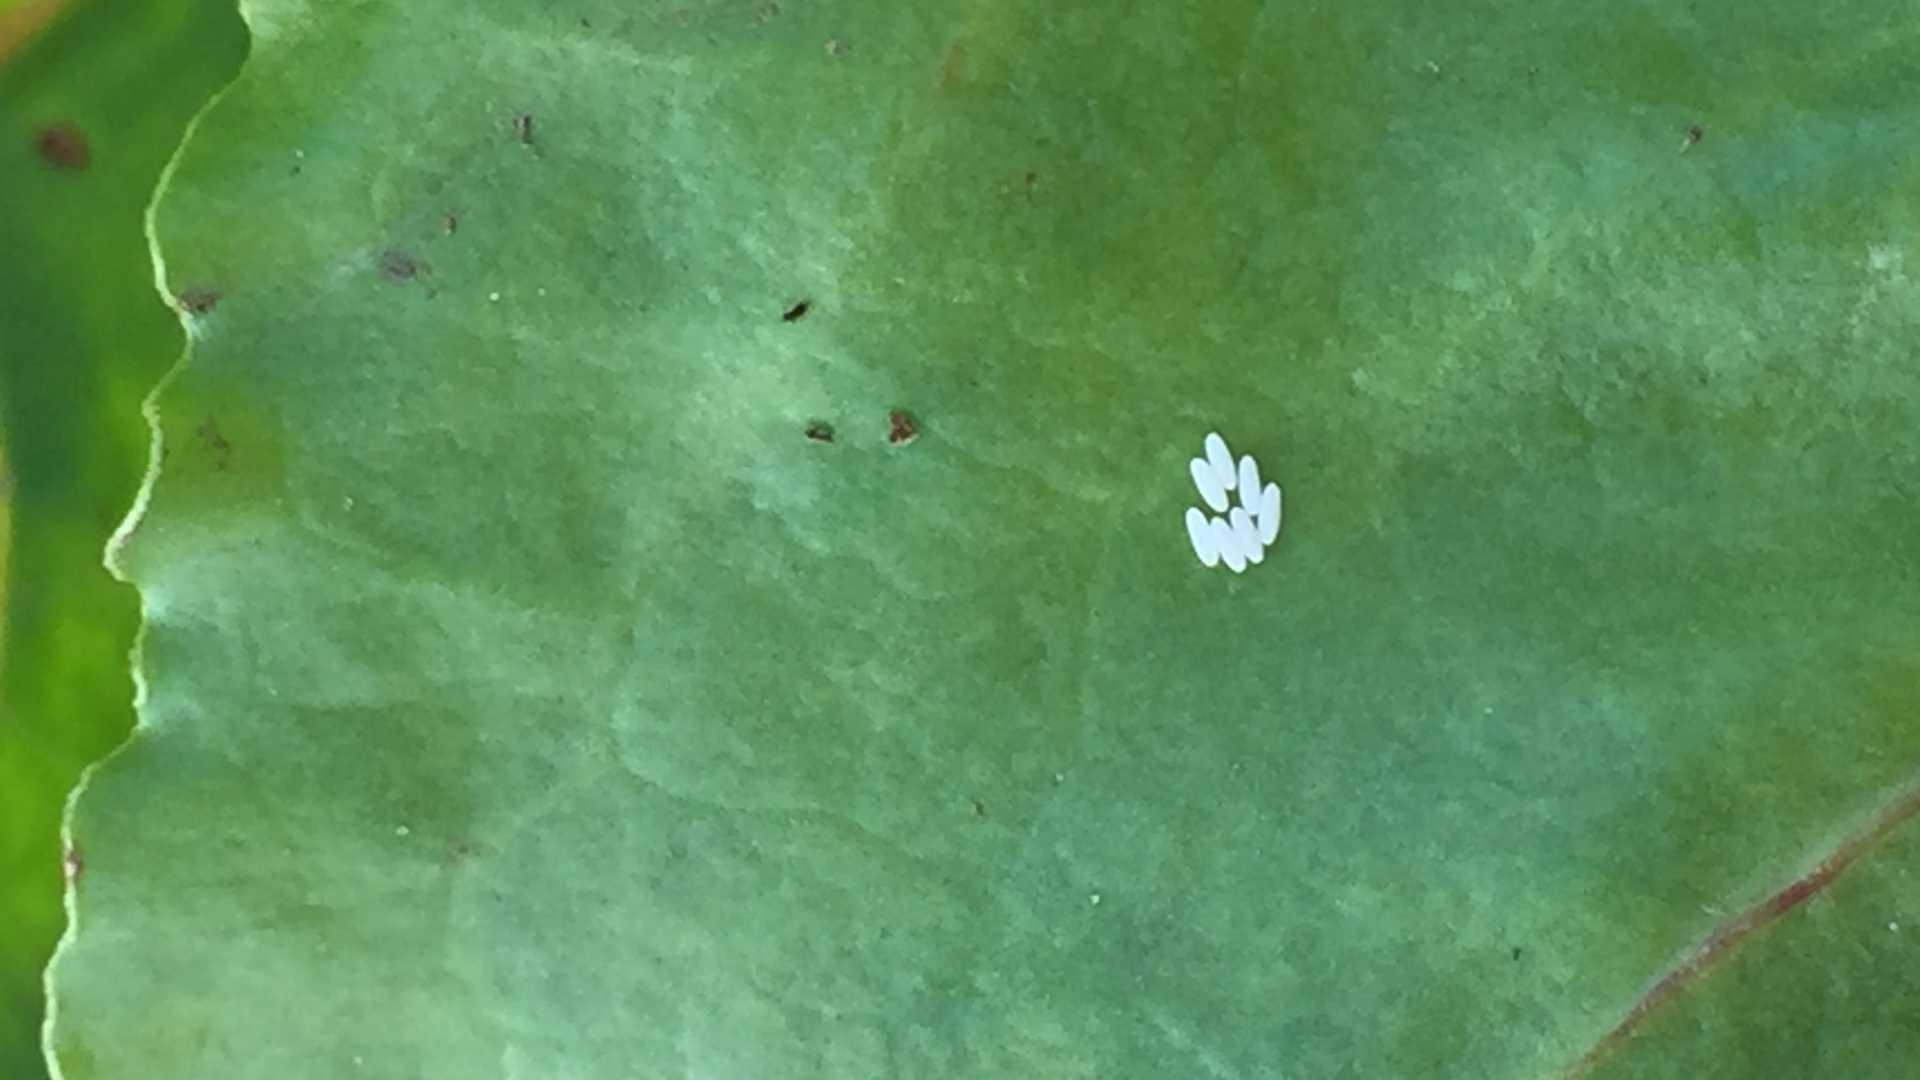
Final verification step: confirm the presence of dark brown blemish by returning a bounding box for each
[443,212,458,235]
[781,299,812,322]
[62,845,82,885]
[1681,125,1704,152]
[970,797,986,819]
[177,288,222,315]
[887,409,918,446]
[33,123,90,170]
[803,421,834,443]
[1511,946,1523,962]
[380,249,423,282]
[512,113,535,145]
[825,38,849,57]
[196,418,232,470]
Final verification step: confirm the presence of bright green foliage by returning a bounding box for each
[40,1,1920,1077]
[0,3,243,1076]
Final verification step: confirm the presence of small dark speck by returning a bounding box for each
[196,418,232,469]
[177,288,222,314]
[443,213,458,235]
[887,409,919,446]
[1511,946,1523,961]
[782,299,812,322]
[803,421,834,443]
[970,798,986,818]
[34,123,90,170]
[380,249,423,282]
[513,113,535,145]
[1682,125,1704,152]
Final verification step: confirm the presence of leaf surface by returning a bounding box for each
[48,2,1920,1077]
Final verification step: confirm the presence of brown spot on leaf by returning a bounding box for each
[62,846,82,885]
[887,409,918,446]
[1682,125,1704,152]
[177,288,222,315]
[512,113,534,145]
[825,37,848,57]
[782,299,812,322]
[443,212,458,235]
[970,797,986,818]
[33,123,89,170]
[380,249,423,282]
[804,421,834,443]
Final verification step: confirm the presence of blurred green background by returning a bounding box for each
[0,1,243,1074]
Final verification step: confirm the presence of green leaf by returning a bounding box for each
[0,3,242,1076]
[47,2,1920,1076]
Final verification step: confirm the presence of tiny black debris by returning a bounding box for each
[782,299,812,322]
[804,421,835,443]
[1511,946,1523,962]
[513,113,535,145]
[1682,124,1704,152]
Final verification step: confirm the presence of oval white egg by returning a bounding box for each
[1204,432,1236,491]
[1190,457,1228,512]
[1231,506,1262,564]
[1185,507,1221,567]
[1213,516,1247,572]
[1257,482,1283,545]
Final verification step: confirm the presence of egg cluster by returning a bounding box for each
[1183,432,1282,573]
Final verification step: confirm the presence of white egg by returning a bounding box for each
[1189,457,1228,513]
[1185,508,1221,567]
[1257,482,1283,545]
[1231,507,1262,564]
[1204,432,1236,491]
[1213,516,1247,573]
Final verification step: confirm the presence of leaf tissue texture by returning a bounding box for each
[47,2,1920,1078]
